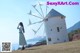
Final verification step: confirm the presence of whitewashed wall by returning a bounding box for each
[44,16,69,45]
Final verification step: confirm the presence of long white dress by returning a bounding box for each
[17,26,26,46]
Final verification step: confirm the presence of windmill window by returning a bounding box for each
[48,38,51,41]
[61,16,64,19]
[57,27,60,32]
[64,40,66,42]
[57,38,59,40]
[51,29,52,31]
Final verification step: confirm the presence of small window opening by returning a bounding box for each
[57,38,59,40]
[48,38,51,41]
[61,16,64,19]
[51,29,52,31]
[64,40,66,42]
[57,27,60,32]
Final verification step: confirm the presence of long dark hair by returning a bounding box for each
[19,22,25,33]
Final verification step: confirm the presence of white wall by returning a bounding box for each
[44,16,69,45]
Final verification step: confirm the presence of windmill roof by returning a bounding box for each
[45,9,65,18]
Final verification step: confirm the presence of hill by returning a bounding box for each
[67,21,80,33]
[10,40,80,53]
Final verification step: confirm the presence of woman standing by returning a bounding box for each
[17,22,26,50]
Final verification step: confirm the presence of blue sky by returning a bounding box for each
[0,0,80,47]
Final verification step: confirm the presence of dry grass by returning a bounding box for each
[1,40,80,53]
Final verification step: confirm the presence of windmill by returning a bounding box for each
[28,2,69,45]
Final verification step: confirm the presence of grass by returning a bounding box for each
[1,40,80,53]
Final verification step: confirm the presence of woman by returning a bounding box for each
[17,22,26,50]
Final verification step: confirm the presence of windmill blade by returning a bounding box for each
[39,2,44,18]
[28,10,32,15]
[28,19,32,26]
[46,5,49,16]
[32,29,37,34]
[32,5,36,8]
[39,3,43,6]
[36,23,43,34]
[28,19,43,26]
[31,20,43,25]
[32,23,43,34]
[43,5,49,19]
[28,11,43,19]
[31,14,43,19]
[32,5,43,17]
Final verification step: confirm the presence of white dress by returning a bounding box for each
[17,26,26,46]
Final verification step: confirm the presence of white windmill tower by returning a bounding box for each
[28,2,69,45]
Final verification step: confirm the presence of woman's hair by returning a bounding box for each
[19,22,25,33]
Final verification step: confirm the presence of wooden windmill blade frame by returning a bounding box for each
[28,1,49,35]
